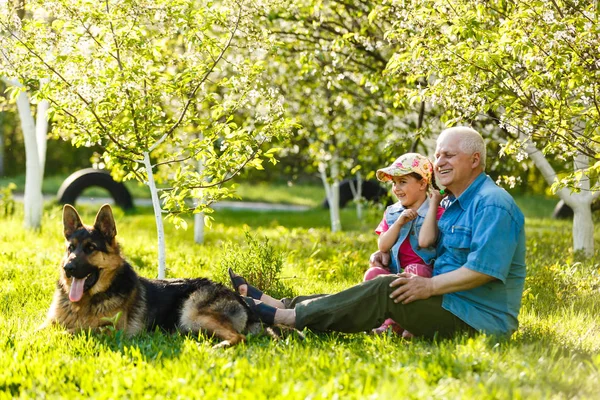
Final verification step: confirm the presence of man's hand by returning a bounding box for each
[389,267,496,304]
[369,251,390,269]
[389,273,435,304]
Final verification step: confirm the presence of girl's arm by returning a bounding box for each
[418,192,443,248]
[378,209,417,252]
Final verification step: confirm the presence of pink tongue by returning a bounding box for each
[69,277,87,302]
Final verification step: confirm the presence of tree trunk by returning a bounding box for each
[524,139,595,256]
[194,211,205,244]
[572,202,594,256]
[11,80,45,230]
[35,85,49,177]
[319,161,342,232]
[143,151,167,278]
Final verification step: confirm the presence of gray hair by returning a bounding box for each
[439,126,486,169]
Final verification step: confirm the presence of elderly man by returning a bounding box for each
[233,127,526,338]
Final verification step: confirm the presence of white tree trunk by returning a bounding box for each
[523,139,595,256]
[194,157,205,244]
[319,161,342,232]
[35,86,49,177]
[571,202,594,256]
[194,212,205,244]
[10,79,46,230]
[143,151,167,279]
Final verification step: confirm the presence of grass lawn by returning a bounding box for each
[1,194,599,398]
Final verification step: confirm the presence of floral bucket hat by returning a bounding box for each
[376,153,433,184]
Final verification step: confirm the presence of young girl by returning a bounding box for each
[364,152,444,336]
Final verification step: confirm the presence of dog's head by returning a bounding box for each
[61,204,122,303]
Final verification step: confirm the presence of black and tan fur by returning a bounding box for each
[42,204,266,347]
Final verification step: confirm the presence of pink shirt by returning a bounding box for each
[376,206,445,266]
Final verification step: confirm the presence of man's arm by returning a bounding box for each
[389,266,496,304]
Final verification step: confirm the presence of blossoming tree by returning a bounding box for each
[0,0,292,276]
[385,0,600,256]
[262,0,426,231]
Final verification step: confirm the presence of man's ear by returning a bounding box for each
[471,152,481,169]
[63,205,84,239]
[93,204,117,241]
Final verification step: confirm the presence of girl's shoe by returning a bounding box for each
[372,318,404,336]
[402,330,414,339]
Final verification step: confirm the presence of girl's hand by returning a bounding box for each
[431,189,448,204]
[369,251,390,269]
[397,209,418,225]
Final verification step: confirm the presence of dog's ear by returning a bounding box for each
[93,204,117,241]
[63,205,84,239]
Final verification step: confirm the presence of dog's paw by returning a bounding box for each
[212,340,234,349]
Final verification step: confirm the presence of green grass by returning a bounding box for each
[231,181,325,207]
[1,198,599,398]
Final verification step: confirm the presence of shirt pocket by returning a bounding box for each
[445,225,472,265]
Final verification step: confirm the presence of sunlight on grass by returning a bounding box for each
[0,201,599,398]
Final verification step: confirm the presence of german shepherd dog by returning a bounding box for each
[42,204,268,347]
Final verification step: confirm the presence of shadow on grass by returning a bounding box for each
[514,326,599,359]
[69,328,187,361]
[70,325,307,363]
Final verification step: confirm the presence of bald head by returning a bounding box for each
[434,127,487,197]
[437,127,486,169]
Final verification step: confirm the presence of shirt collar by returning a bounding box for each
[449,172,487,210]
[389,196,431,217]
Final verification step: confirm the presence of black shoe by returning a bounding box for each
[228,268,264,300]
[242,297,276,325]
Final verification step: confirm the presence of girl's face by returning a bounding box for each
[391,174,428,209]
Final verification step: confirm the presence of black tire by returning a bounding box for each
[57,168,134,210]
[322,179,389,209]
[552,200,573,219]
[552,198,600,219]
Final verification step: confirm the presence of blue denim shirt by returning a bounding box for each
[434,173,526,336]
[383,196,438,274]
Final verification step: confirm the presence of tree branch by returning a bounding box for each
[153,2,244,152]
[162,136,267,190]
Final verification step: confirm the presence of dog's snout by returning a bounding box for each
[63,262,76,277]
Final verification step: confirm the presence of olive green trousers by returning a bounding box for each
[283,275,474,338]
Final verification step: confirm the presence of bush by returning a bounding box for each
[0,182,16,217]
[215,231,296,300]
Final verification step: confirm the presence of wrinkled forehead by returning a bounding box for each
[435,131,464,153]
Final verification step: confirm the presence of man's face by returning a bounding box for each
[434,132,478,195]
